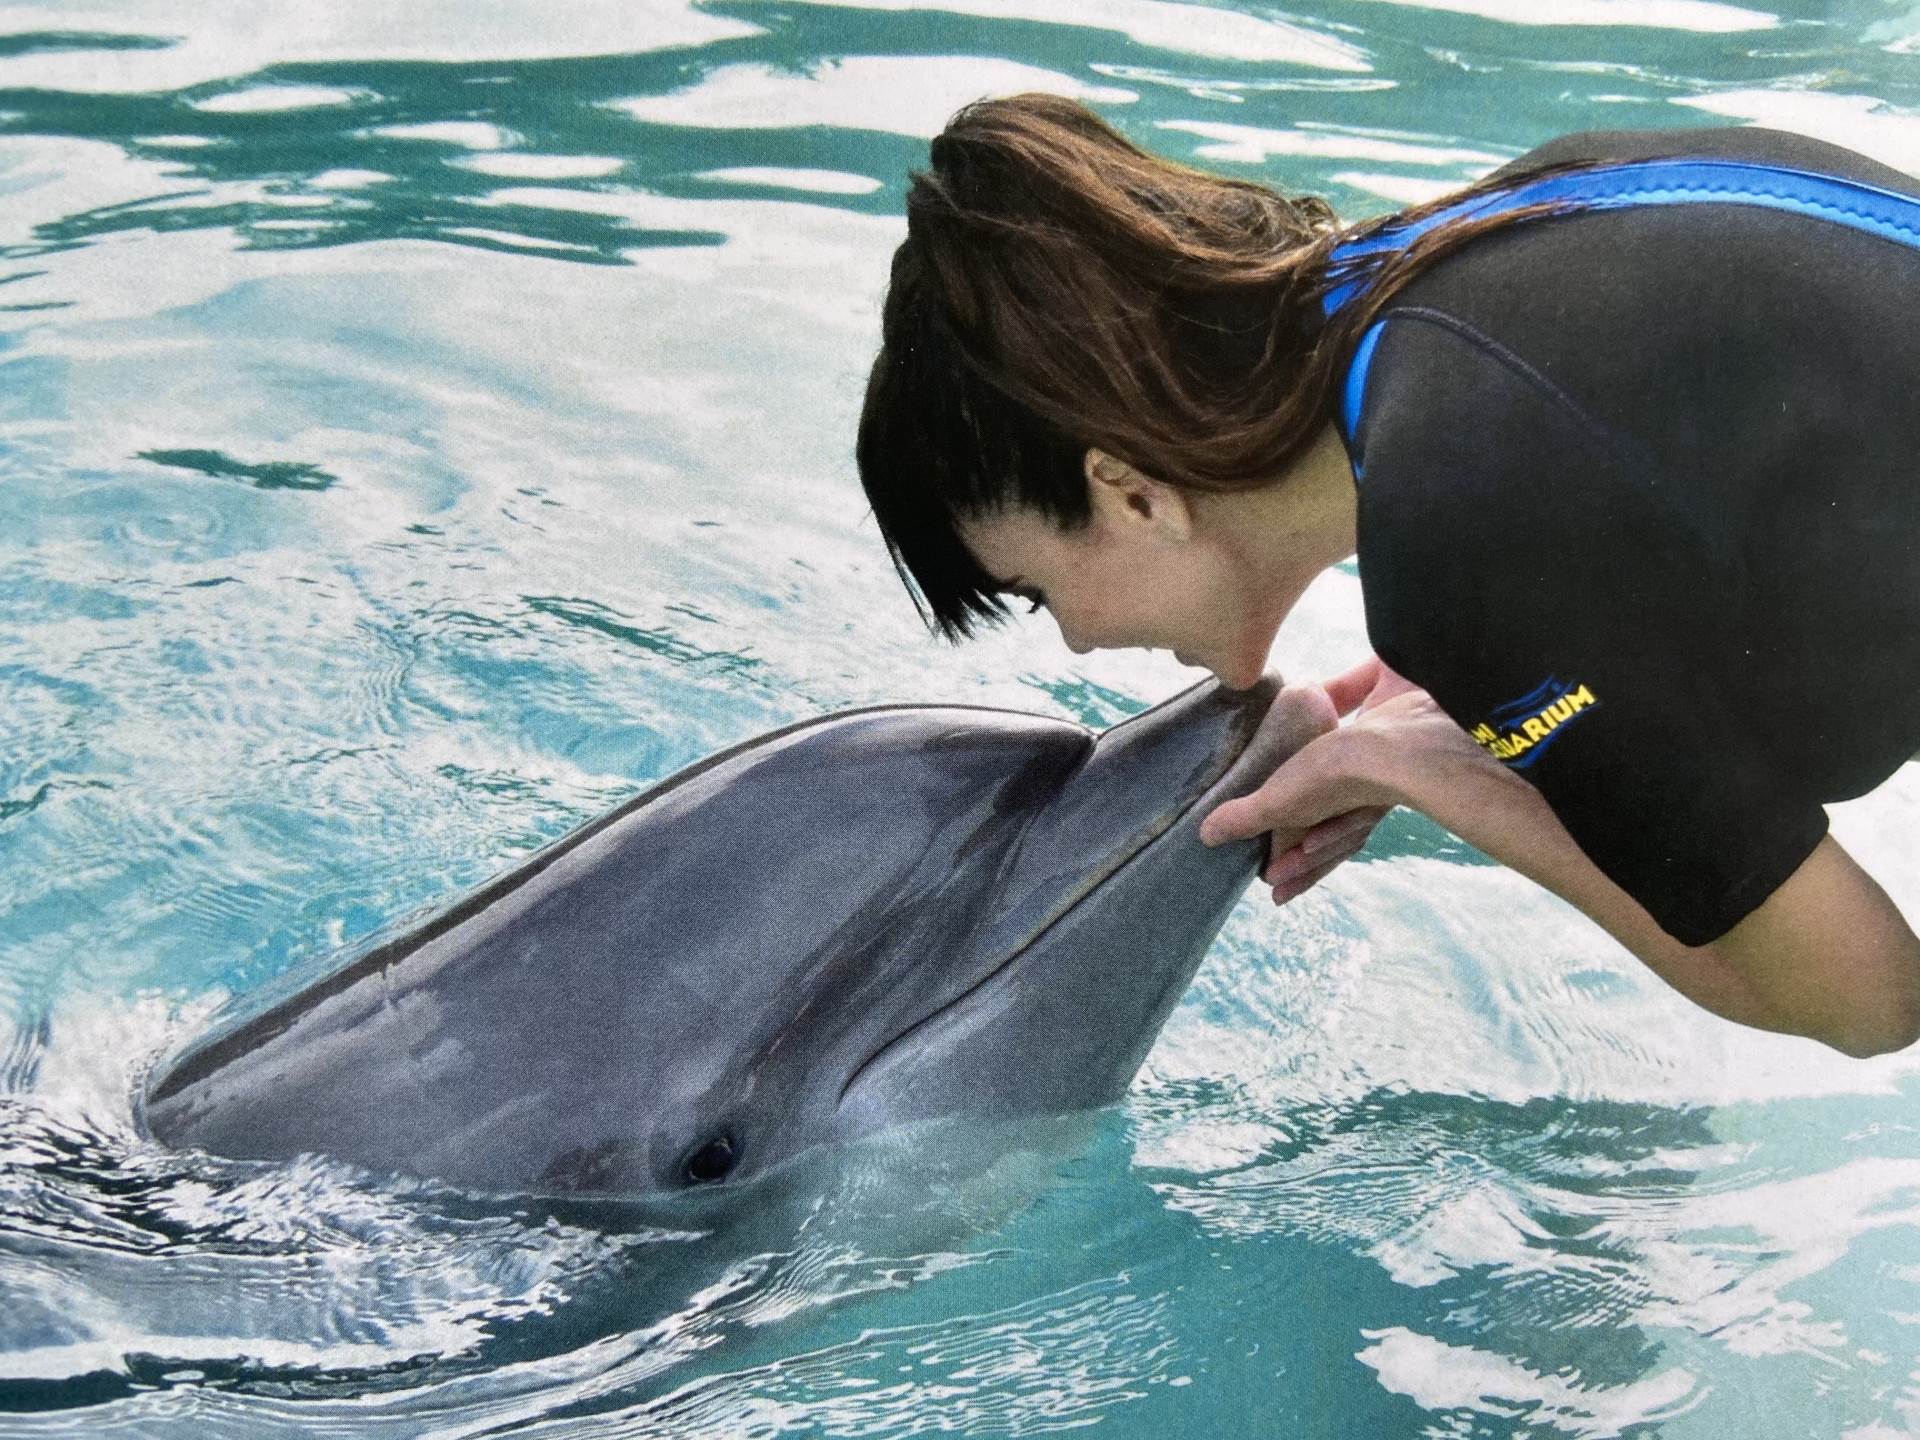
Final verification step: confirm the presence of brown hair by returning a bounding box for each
[857,93,1618,639]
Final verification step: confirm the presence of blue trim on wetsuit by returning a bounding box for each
[1324,157,1920,456]
[1341,320,1387,466]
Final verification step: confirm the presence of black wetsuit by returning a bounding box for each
[1329,127,1920,944]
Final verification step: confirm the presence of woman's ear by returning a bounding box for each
[1084,448,1193,541]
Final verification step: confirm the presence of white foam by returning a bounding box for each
[449,153,627,180]
[1358,1327,1702,1435]
[0,2,764,94]
[1354,0,1775,31]
[611,56,1136,140]
[192,85,368,114]
[695,167,885,196]
[1327,169,1465,205]
[1673,90,1920,176]
[774,0,1371,70]
[363,121,519,151]
[1158,120,1506,169]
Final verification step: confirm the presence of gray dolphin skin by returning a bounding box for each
[142,676,1330,1198]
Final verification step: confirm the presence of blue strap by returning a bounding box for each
[1324,157,1920,451]
[1341,317,1388,461]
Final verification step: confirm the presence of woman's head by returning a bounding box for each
[954,447,1321,690]
[856,94,1614,651]
[857,93,1341,643]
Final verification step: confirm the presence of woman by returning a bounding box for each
[856,94,1920,1057]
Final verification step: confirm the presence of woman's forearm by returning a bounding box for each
[1376,729,1810,1039]
[1206,683,1920,1054]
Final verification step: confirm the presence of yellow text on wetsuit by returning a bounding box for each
[1471,683,1598,763]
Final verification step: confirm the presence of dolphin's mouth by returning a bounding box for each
[838,676,1296,1106]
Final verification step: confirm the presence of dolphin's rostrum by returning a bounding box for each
[142,676,1330,1197]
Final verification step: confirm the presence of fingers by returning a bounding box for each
[1369,661,1422,706]
[1263,842,1321,887]
[1301,805,1389,858]
[1261,806,1384,885]
[1200,780,1298,848]
[1269,849,1355,906]
[1200,727,1341,848]
[1259,800,1389,907]
[1200,691,1393,849]
[1321,655,1384,717]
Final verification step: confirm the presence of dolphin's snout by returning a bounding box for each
[1168,675,1338,875]
[1088,672,1279,797]
[1190,675,1340,818]
[1090,669,1338,831]
[923,671,1306,962]
[836,672,1333,1134]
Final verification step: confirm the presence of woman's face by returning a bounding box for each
[958,477,1277,690]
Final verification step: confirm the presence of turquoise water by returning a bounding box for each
[3,2,1920,1434]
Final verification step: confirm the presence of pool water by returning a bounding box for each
[3,3,1919,1435]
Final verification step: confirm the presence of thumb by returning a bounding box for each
[1198,794,1255,847]
[1321,655,1383,717]
[1200,768,1305,848]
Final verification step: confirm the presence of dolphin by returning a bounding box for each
[141,676,1329,1199]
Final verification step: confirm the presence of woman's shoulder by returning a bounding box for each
[1361,130,1920,506]
[1491,124,1920,196]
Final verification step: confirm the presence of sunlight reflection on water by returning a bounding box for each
[1,2,1918,1435]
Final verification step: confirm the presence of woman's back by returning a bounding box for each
[1345,124,1920,940]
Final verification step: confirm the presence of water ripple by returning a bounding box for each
[0,4,1916,1436]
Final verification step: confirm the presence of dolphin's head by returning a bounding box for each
[143,678,1332,1199]
[520,674,1332,1196]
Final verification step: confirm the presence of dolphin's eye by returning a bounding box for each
[682,1133,737,1185]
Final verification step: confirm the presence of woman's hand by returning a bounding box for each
[1199,656,1468,904]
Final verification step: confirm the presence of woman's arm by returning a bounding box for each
[1202,679,1920,1057]
[1707,837,1920,1057]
